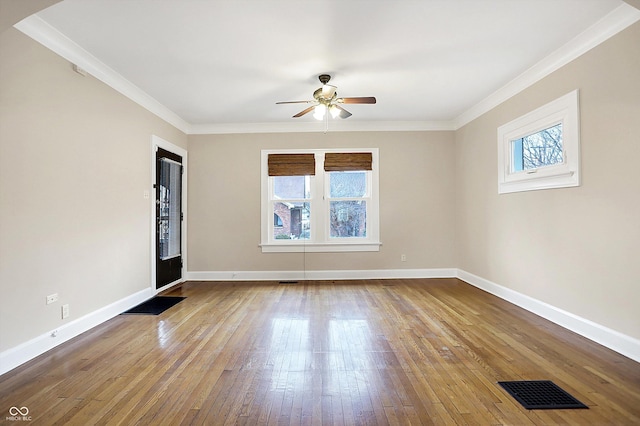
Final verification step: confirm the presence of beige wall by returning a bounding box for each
[0,28,186,351]
[2,0,637,364]
[455,22,640,340]
[0,0,61,33]
[187,131,457,273]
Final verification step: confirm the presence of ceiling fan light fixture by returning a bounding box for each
[277,74,376,120]
[313,104,326,120]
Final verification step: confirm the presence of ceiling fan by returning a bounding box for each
[276,74,376,120]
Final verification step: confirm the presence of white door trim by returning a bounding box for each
[151,135,188,294]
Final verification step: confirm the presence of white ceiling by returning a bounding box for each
[16,0,640,133]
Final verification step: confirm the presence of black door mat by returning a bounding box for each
[498,380,588,410]
[122,296,185,315]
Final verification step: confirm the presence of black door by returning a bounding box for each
[156,147,182,289]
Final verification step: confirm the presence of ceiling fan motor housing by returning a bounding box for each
[313,88,337,102]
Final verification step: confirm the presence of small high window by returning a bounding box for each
[498,90,580,194]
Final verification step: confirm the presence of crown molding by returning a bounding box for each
[13,15,453,136]
[14,15,191,134]
[188,120,456,135]
[453,3,640,129]
[14,4,639,135]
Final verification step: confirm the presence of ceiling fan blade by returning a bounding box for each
[322,84,337,99]
[339,96,377,104]
[276,100,313,104]
[293,105,317,118]
[333,104,352,119]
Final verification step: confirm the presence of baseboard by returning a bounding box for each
[186,268,458,282]
[0,287,155,376]
[5,269,636,376]
[456,269,640,363]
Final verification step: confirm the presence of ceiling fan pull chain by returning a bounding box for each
[324,111,329,133]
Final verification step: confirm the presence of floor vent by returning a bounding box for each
[498,380,588,410]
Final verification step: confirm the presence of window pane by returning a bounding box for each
[511,123,563,172]
[274,213,283,227]
[272,202,310,239]
[273,176,310,199]
[329,172,366,197]
[330,201,366,238]
[159,158,181,260]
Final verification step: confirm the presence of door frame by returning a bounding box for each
[151,135,188,294]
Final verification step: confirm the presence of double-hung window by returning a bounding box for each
[261,149,380,252]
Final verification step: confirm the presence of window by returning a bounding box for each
[511,123,563,172]
[261,149,380,252]
[497,90,580,194]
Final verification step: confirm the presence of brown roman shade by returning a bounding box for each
[268,153,315,176]
[324,152,373,171]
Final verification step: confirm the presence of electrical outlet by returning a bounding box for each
[62,304,70,319]
[401,254,407,262]
[46,293,58,305]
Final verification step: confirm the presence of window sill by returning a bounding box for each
[499,169,578,194]
[260,242,382,253]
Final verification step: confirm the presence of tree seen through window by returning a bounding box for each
[512,123,563,172]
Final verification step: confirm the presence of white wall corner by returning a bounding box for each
[456,269,640,363]
[0,287,154,376]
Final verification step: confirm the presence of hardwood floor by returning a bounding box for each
[1,278,639,425]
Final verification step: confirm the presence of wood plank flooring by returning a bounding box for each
[1,278,639,425]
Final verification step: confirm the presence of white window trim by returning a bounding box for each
[260,148,381,253]
[497,90,580,194]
